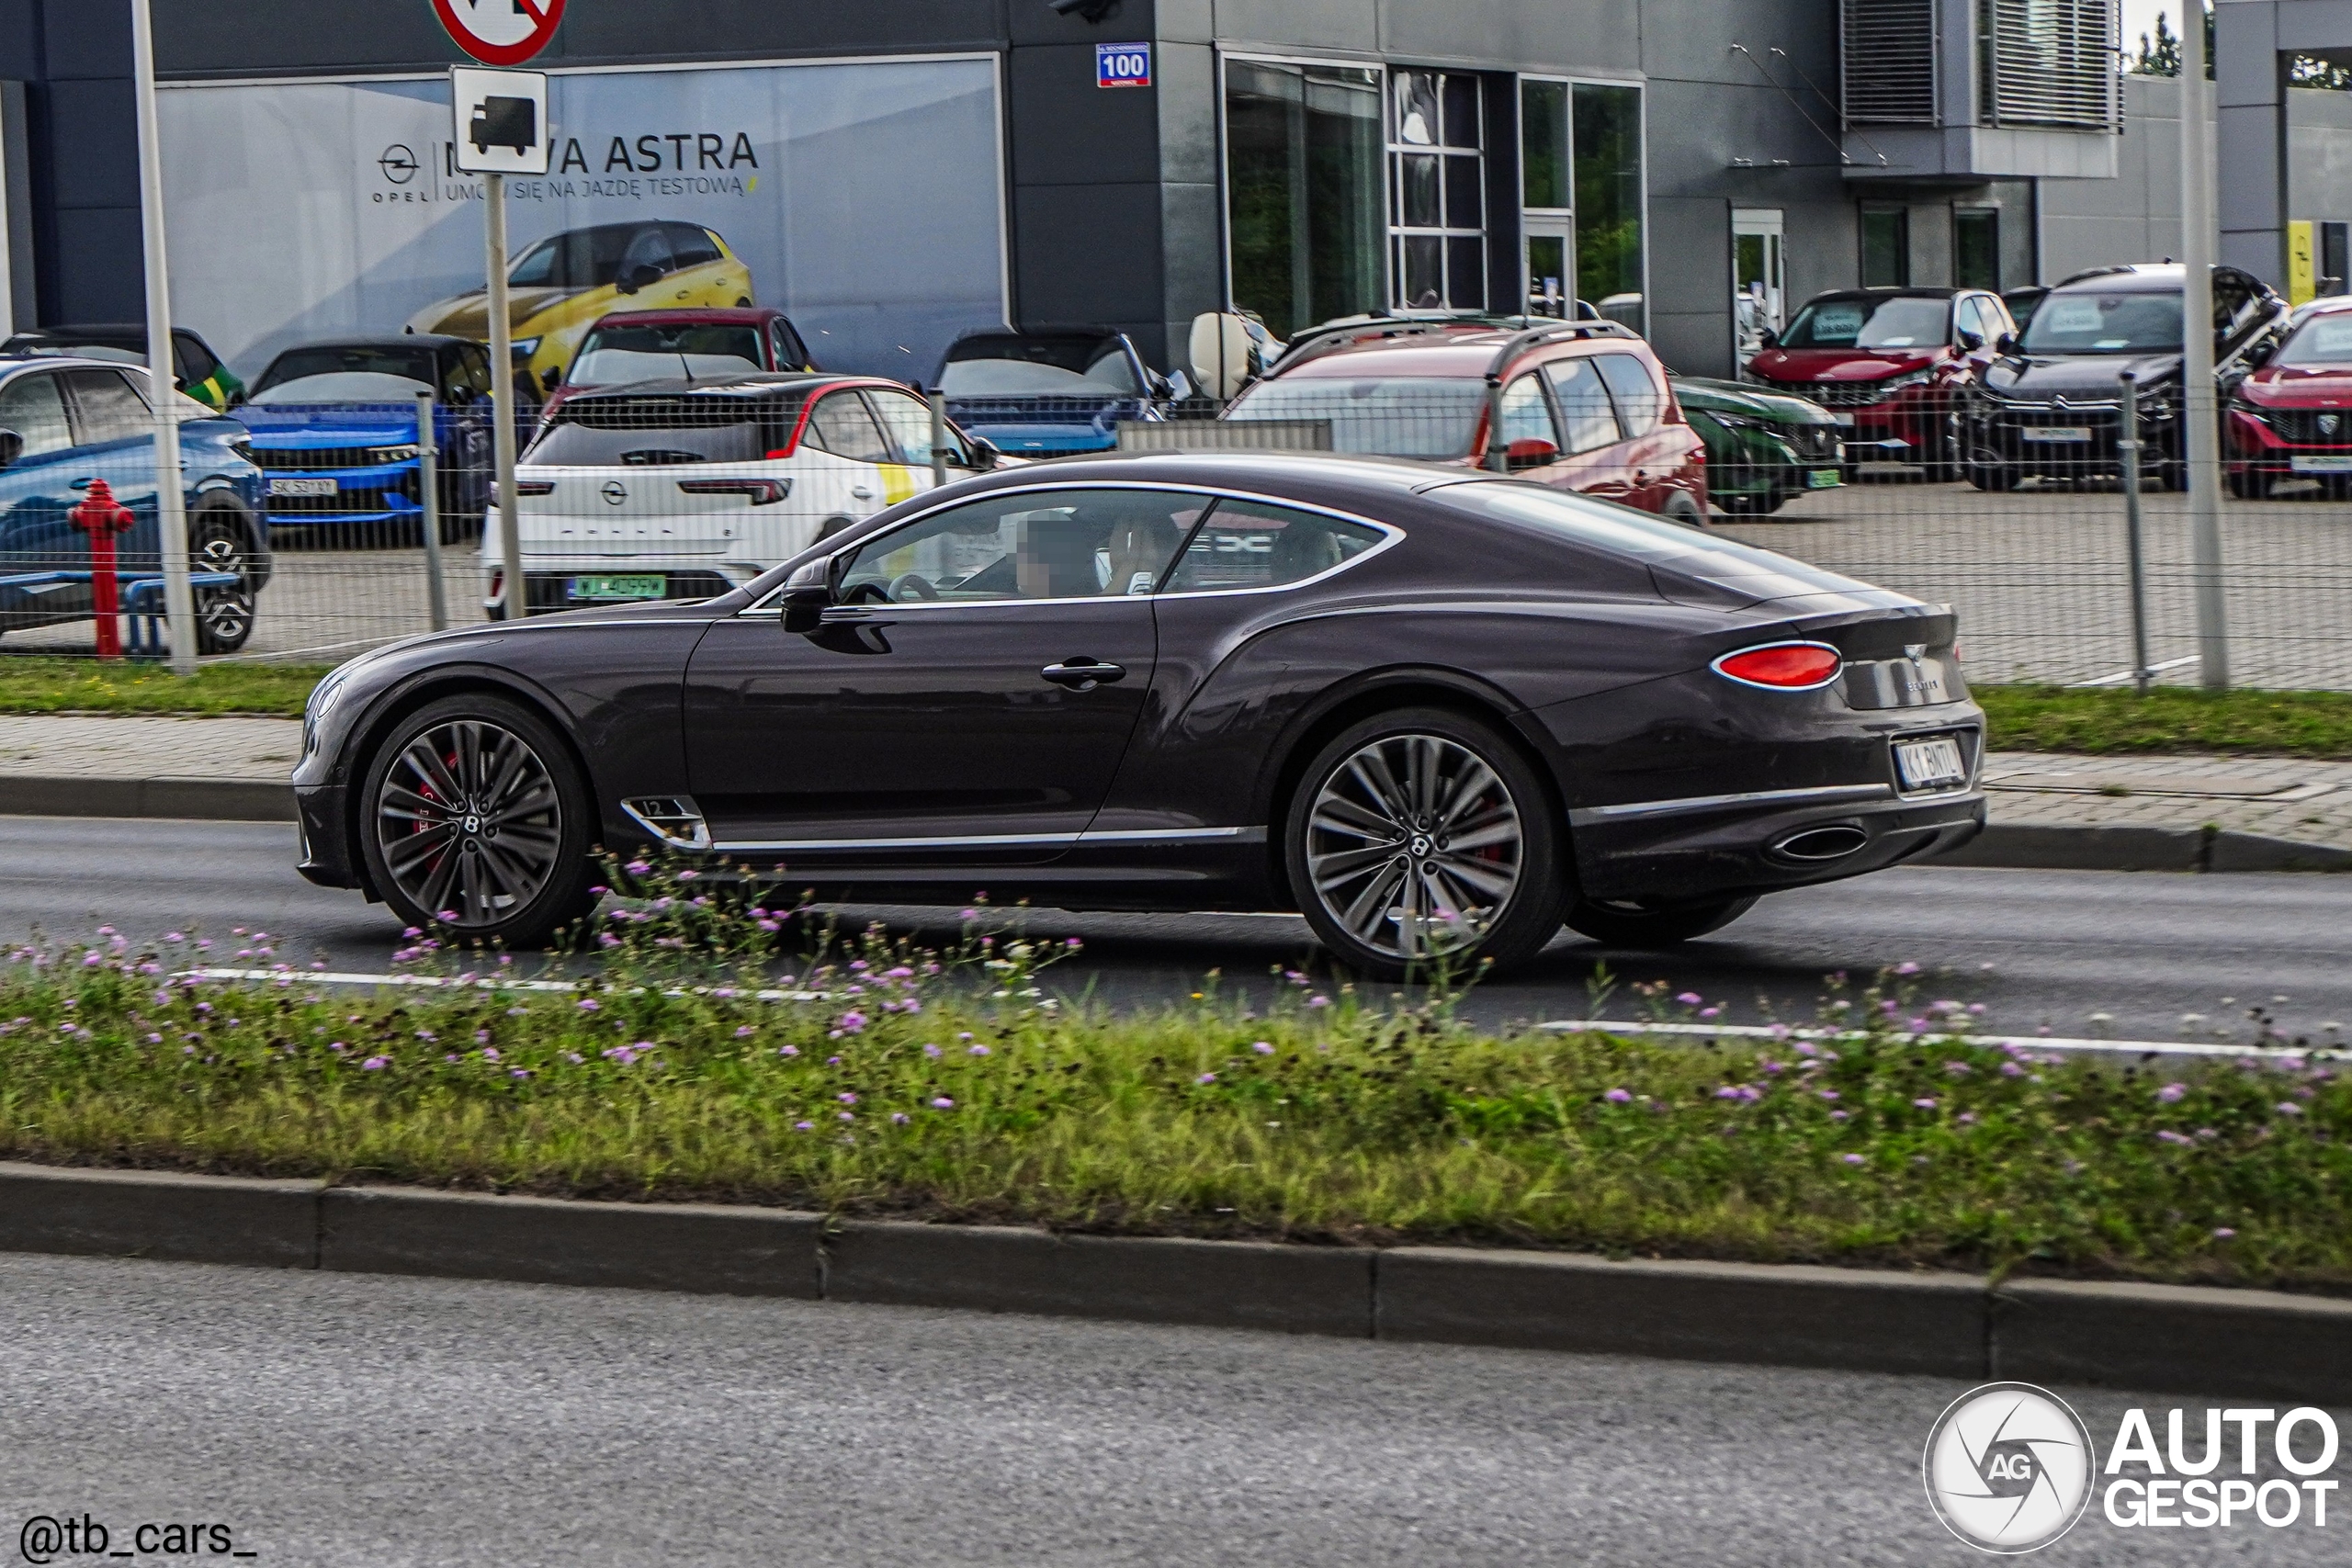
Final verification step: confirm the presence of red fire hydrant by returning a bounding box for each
[70,479,137,660]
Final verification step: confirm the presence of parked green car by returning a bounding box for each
[1670,375,1845,516]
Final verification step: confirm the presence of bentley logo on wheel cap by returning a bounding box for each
[601,480,628,505]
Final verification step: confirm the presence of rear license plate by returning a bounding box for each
[1831,412,1855,427]
[1894,735,1969,792]
[268,477,338,498]
[2290,454,2352,473]
[569,574,666,602]
[1806,468,1843,489]
[2020,427,2094,444]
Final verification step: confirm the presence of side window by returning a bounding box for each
[65,368,153,446]
[2212,271,2255,337]
[621,225,676,279]
[865,390,937,468]
[0,372,74,459]
[1546,357,1623,454]
[1593,354,1663,439]
[838,488,1200,604]
[172,335,217,386]
[1161,499,1385,594]
[446,346,493,402]
[776,321,812,370]
[667,223,722,268]
[1498,375,1559,450]
[805,391,891,462]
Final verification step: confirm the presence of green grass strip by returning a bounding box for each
[4,898,2346,1292]
[0,658,334,716]
[1975,684,2352,759]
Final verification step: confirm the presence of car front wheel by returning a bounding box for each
[359,694,600,947]
[190,501,259,655]
[1286,708,1568,981]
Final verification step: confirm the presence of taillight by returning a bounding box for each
[677,478,791,506]
[1712,641,1844,691]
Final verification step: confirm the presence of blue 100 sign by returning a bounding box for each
[1096,43,1152,89]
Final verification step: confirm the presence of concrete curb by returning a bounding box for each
[0,781,2342,873]
[0,774,296,823]
[2,1163,2346,1399]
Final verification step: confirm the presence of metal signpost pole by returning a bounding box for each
[130,0,196,675]
[484,172,524,620]
[415,389,448,632]
[928,389,951,490]
[2119,371,2153,695]
[2180,0,2230,688]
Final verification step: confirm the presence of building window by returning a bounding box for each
[1225,60,1385,340]
[1954,208,2000,289]
[1389,70,1485,310]
[1572,82,1644,332]
[1861,206,1910,287]
[1521,80,1570,316]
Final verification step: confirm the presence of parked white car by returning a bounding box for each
[482,373,1006,615]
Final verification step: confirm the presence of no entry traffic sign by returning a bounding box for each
[432,0,566,67]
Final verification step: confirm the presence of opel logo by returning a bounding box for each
[601,480,628,505]
[379,144,419,185]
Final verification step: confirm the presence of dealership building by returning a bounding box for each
[2,1,2351,382]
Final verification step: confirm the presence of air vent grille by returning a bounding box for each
[1981,0,2120,130]
[1841,0,1939,125]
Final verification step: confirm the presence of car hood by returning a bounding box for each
[1674,376,1836,424]
[2242,364,2352,406]
[236,407,417,445]
[1982,352,2178,401]
[1747,346,1942,382]
[408,287,589,338]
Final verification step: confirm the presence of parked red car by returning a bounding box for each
[537,307,819,424]
[2227,297,2352,497]
[1743,288,2014,479]
[1221,314,1710,525]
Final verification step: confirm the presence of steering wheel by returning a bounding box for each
[839,581,892,606]
[888,572,941,603]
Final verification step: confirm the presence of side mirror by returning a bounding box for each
[618,263,663,296]
[0,429,20,468]
[542,367,563,393]
[1956,329,1984,353]
[777,558,836,635]
[1995,332,2018,355]
[1758,328,1778,350]
[1166,368,1194,401]
[970,434,1002,471]
[1505,436,1559,470]
[2244,339,2277,368]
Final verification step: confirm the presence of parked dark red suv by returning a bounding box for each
[1221,314,1709,525]
[1743,288,2014,479]
[2227,297,2352,497]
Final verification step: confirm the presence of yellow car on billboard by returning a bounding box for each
[405,220,753,393]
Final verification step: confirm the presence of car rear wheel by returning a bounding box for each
[359,694,600,948]
[1285,708,1567,981]
[1661,491,1708,530]
[1964,456,2019,491]
[1563,895,1758,948]
[190,500,259,655]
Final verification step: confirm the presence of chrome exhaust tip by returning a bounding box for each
[1773,824,1870,862]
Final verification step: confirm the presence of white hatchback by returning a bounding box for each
[482,374,1004,616]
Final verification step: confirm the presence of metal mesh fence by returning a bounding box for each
[4,377,2347,693]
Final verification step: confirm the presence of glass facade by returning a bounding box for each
[1388,70,1487,310]
[1572,83,1644,331]
[1224,61,1385,339]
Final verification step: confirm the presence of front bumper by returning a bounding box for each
[294,783,364,891]
[258,459,423,526]
[1965,405,2177,475]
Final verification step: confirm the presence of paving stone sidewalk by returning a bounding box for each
[0,716,2348,853]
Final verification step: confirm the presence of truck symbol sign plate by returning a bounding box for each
[450,67,551,175]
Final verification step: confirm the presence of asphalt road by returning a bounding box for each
[1,1251,2342,1568]
[5,815,2352,1043]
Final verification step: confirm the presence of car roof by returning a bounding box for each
[1273,322,1646,381]
[920,449,1476,501]
[1798,288,1964,304]
[589,308,786,328]
[266,335,475,356]
[2049,264,2188,293]
[950,325,1126,345]
[561,371,856,400]
[8,321,211,344]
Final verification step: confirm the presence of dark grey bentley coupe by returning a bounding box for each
[295,453,1984,978]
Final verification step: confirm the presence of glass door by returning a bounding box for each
[1731,209,1784,367]
[1388,70,1486,310]
[1521,79,1572,316]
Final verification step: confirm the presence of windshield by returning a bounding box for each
[508,227,639,290]
[2020,290,2183,355]
[1425,479,1872,596]
[247,371,433,405]
[940,337,1143,398]
[2274,311,2352,368]
[525,398,797,466]
[1224,377,1487,459]
[571,324,764,387]
[254,347,436,395]
[1779,296,1950,350]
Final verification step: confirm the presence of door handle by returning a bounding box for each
[1041,658,1126,692]
[850,485,875,500]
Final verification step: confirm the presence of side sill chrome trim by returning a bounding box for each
[707,825,1263,854]
[1567,783,1895,827]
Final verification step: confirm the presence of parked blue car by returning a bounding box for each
[239,336,502,542]
[0,355,270,652]
[935,326,1176,455]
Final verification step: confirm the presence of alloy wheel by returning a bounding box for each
[1303,732,1524,963]
[372,718,565,929]
[191,518,255,652]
